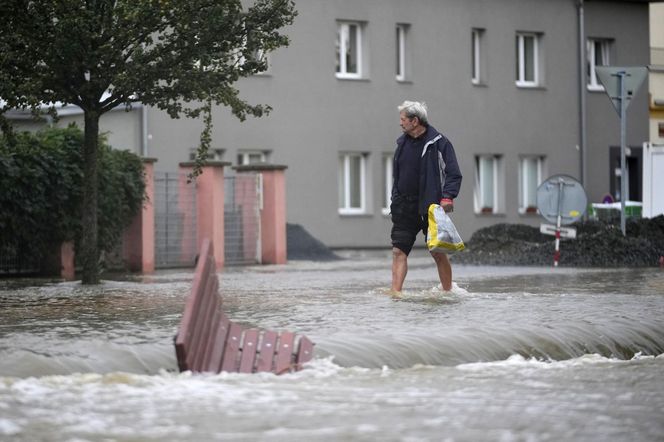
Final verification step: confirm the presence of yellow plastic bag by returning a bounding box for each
[426,203,465,254]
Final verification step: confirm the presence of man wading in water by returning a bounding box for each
[390,101,462,293]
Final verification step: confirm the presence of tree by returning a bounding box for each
[0,0,297,284]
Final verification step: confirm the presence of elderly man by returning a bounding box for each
[390,100,462,292]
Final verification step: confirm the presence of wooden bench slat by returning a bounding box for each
[206,312,231,373]
[274,332,295,374]
[175,244,213,372]
[239,329,259,373]
[188,261,219,371]
[174,244,212,350]
[220,322,243,372]
[295,336,315,368]
[201,309,223,371]
[255,331,278,372]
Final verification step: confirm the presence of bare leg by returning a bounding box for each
[391,247,408,292]
[431,252,452,291]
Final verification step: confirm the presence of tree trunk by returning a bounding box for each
[81,111,100,284]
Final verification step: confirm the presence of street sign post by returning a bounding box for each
[540,224,577,239]
[536,175,587,267]
[595,66,648,236]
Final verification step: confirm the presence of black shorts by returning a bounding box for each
[390,196,427,255]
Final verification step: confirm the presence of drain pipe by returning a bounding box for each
[141,103,149,157]
[577,0,587,189]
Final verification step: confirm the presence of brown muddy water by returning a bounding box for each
[1,249,663,441]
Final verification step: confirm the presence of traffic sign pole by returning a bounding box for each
[619,71,627,236]
[595,66,648,236]
[554,179,564,267]
[537,174,587,268]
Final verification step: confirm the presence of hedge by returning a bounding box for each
[0,125,145,271]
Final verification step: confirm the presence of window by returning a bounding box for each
[336,21,363,79]
[516,32,540,87]
[587,38,611,90]
[471,28,484,85]
[189,148,224,161]
[249,49,270,75]
[396,24,410,81]
[474,155,503,214]
[338,152,367,214]
[382,154,393,215]
[238,150,267,165]
[519,156,545,214]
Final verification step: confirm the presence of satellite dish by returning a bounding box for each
[536,175,587,225]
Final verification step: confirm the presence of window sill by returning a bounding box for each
[515,82,545,90]
[474,211,506,217]
[339,212,373,218]
[587,85,605,92]
[336,74,370,82]
[396,78,413,84]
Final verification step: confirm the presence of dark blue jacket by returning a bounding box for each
[392,125,462,215]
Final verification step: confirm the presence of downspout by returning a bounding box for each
[141,103,149,157]
[577,0,587,189]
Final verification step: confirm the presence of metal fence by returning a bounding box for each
[0,243,40,275]
[154,171,198,269]
[224,174,261,265]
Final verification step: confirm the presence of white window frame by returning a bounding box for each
[474,155,503,214]
[250,48,270,75]
[587,38,611,91]
[238,150,267,165]
[338,152,367,215]
[396,24,409,82]
[516,32,539,87]
[471,28,483,85]
[336,21,363,79]
[189,147,224,161]
[382,154,393,215]
[518,156,545,214]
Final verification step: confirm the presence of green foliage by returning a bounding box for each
[0,126,145,266]
[0,0,297,124]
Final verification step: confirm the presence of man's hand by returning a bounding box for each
[440,198,454,213]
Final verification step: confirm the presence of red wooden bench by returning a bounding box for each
[174,239,314,374]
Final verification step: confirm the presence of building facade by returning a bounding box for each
[651,3,664,143]
[8,0,656,249]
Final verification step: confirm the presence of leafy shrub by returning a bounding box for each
[0,125,145,270]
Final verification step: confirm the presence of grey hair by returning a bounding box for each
[398,100,428,125]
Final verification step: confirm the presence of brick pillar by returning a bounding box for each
[60,241,75,280]
[123,158,157,273]
[179,161,230,270]
[235,164,288,265]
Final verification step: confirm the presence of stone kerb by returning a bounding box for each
[234,164,288,265]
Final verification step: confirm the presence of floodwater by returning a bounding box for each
[1,249,663,442]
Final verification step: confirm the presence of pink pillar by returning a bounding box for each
[179,161,230,270]
[60,241,75,280]
[123,158,156,273]
[235,164,288,265]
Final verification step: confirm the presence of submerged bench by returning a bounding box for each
[174,239,314,374]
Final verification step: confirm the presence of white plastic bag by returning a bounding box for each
[426,203,465,254]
